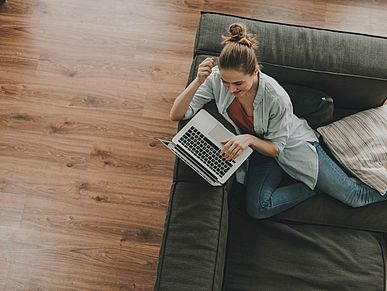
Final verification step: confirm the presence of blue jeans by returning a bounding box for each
[246,142,387,219]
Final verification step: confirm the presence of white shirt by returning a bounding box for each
[184,66,319,189]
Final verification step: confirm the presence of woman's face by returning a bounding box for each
[219,68,258,98]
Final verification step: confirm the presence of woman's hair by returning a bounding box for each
[218,23,259,75]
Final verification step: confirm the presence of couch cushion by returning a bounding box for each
[281,83,334,129]
[317,105,387,194]
[195,12,387,110]
[154,181,229,290]
[224,213,385,291]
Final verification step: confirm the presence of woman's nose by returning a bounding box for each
[229,85,238,92]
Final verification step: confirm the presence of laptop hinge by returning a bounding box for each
[173,144,220,185]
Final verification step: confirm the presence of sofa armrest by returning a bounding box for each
[154,181,229,291]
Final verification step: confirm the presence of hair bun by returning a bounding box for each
[223,23,257,49]
[229,23,245,40]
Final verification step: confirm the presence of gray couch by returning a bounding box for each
[155,12,387,291]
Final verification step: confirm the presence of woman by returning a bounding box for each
[170,23,387,219]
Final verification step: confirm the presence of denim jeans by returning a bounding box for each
[245,142,387,219]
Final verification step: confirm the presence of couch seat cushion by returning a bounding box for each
[155,181,229,290]
[224,213,385,291]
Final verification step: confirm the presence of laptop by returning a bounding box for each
[160,109,253,186]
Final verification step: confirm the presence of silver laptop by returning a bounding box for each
[160,109,253,186]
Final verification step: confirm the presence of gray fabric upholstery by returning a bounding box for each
[261,62,387,110]
[154,182,229,290]
[195,12,387,80]
[224,215,385,291]
[194,12,387,110]
[276,194,387,233]
[281,83,334,128]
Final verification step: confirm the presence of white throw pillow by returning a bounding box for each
[317,106,387,195]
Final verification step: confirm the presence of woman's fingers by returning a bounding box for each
[199,58,214,70]
[229,146,240,159]
[221,139,247,160]
[221,140,241,160]
[226,143,238,155]
[199,58,214,68]
[228,148,241,160]
[204,57,214,64]
[225,147,243,160]
[198,67,212,75]
[197,58,214,83]
[220,139,232,155]
[198,64,213,73]
[220,135,251,160]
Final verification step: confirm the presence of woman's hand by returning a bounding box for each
[169,57,214,121]
[220,134,253,160]
[196,57,215,84]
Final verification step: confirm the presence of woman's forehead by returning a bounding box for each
[219,69,248,82]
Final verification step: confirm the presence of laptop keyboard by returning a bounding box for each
[178,126,234,177]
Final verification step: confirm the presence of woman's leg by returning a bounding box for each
[315,143,387,207]
[245,151,318,219]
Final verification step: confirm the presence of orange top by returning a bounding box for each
[227,98,255,135]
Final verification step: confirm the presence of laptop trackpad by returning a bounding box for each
[209,124,234,144]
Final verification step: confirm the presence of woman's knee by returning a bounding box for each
[246,198,273,219]
[344,199,366,208]
[341,188,368,208]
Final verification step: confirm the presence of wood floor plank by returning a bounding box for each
[0,156,172,203]
[0,192,25,228]
[0,0,38,16]
[2,229,156,290]
[0,258,9,289]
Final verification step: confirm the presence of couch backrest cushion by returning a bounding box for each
[194,12,387,110]
[281,83,334,128]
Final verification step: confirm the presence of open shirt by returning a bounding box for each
[184,66,319,189]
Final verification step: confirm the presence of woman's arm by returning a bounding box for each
[170,78,203,121]
[170,57,215,121]
[248,135,279,157]
[221,134,279,160]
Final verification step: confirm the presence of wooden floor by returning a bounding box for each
[0,0,386,290]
